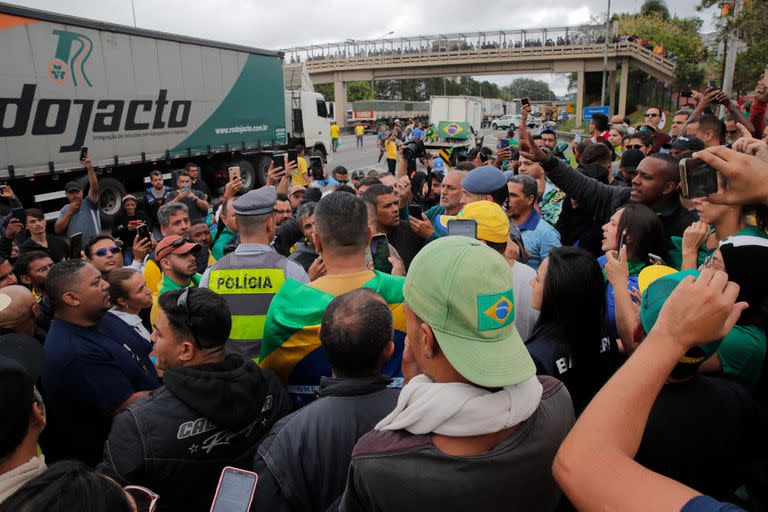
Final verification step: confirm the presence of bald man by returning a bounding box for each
[0,285,41,342]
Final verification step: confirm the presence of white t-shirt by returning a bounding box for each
[510,261,539,341]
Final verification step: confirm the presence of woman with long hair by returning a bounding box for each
[527,247,618,413]
[598,203,666,340]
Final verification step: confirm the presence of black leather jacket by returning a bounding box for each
[99,355,291,512]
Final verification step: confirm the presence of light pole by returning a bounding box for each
[600,0,611,107]
[371,31,394,100]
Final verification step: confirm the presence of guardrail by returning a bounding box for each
[303,41,675,77]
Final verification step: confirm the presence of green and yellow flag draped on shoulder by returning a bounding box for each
[259,271,406,408]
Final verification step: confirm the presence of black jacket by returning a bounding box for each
[543,156,697,239]
[252,376,399,512]
[100,355,291,512]
[287,242,319,272]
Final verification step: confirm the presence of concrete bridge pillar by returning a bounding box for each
[608,70,617,115]
[575,70,585,126]
[618,58,629,118]
[334,79,348,128]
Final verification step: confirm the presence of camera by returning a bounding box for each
[401,140,426,161]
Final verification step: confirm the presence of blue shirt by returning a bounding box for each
[518,209,561,270]
[41,312,160,465]
[682,496,744,512]
[58,196,101,243]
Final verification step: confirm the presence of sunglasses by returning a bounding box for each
[645,113,659,118]
[336,179,349,184]
[124,485,159,512]
[177,287,204,350]
[95,246,120,257]
[626,144,646,150]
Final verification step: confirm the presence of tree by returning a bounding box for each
[347,81,373,102]
[314,83,333,101]
[502,78,557,101]
[640,0,670,20]
[698,0,768,95]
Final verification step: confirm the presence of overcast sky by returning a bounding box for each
[7,0,719,96]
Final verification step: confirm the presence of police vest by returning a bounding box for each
[208,250,289,361]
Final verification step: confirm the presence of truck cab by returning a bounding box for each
[284,89,333,159]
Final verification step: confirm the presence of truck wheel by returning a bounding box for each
[255,157,272,189]
[97,177,127,226]
[236,159,258,191]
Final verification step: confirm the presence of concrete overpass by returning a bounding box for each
[280,26,676,126]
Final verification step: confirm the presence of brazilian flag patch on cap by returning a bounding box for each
[477,290,515,332]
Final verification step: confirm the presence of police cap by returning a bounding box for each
[233,186,277,216]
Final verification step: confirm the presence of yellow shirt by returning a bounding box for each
[355,125,364,136]
[385,139,398,160]
[309,270,376,296]
[330,124,340,138]
[292,156,309,187]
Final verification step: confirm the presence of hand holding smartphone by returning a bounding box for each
[679,158,718,198]
[210,466,258,512]
[228,166,241,182]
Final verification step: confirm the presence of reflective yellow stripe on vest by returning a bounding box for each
[209,269,285,294]
[230,315,267,341]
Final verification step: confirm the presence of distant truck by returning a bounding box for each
[426,96,483,165]
[482,98,504,126]
[0,4,332,223]
[346,100,429,132]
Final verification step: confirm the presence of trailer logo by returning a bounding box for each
[48,29,93,87]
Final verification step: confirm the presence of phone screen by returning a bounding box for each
[447,219,478,238]
[286,149,298,165]
[680,158,718,198]
[12,207,25,223]
[370,234,392,273]
[69,232,83,260]
[408,204,423,219]
[211,467,258,512]
[496,138,510,149]
[272,153,287,169]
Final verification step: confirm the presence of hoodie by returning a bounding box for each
[99,354,290,512]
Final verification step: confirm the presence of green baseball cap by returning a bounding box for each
[640,269,723,360]
[403,236,534,388]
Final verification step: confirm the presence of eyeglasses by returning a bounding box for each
[124,485,159,512]
[645,113,659,118]
[177,287,204,350]
[95,246,121,257]
[626,144,646,150]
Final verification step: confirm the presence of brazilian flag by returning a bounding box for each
[259,271,407,408]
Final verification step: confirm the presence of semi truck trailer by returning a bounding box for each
[0,3,332,223]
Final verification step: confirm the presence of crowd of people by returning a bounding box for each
[2,71,768,512]
[289,30,676,64]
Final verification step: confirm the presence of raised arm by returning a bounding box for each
[84,158,99,205]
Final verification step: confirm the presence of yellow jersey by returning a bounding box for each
[355,125,365,136]
[292,156,309,187]
[385,139,398,160]
[330,124,340,138]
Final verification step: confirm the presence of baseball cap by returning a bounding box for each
[65,181,81,193]
[620,149,645,172]
[461,165,507,194]
[669,136,705,152]
[436,201,509,243]
[351,170,365,181]
[403,236,535,387]
[635,123,658,134]
[639,269,723,359]
[290,186,307,195]
[155,235,200,260]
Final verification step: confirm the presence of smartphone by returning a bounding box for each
[286,149,298,165]
[618,228,628,251]
[210,466,258,512]
[79,147,88,161]
[408,204,423,219]
[11,207,25,223]
[272,153,287,169]
[228,166,241,181]
[136,224,151,241]
[182,184,189,193]
[520,97,530,108]
[447,219,478,238]
[496,138,510,150]
[370,233,392,273]
[68,232,83,260]
[309,155,324,181]
[648,253,666,265]
[574,133,582,143]
[679,158,718,198]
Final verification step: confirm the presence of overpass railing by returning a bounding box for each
[302,41,675,77]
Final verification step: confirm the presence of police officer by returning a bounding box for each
[200,187,309,360]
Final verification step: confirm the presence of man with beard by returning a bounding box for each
[41,259,160,465]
